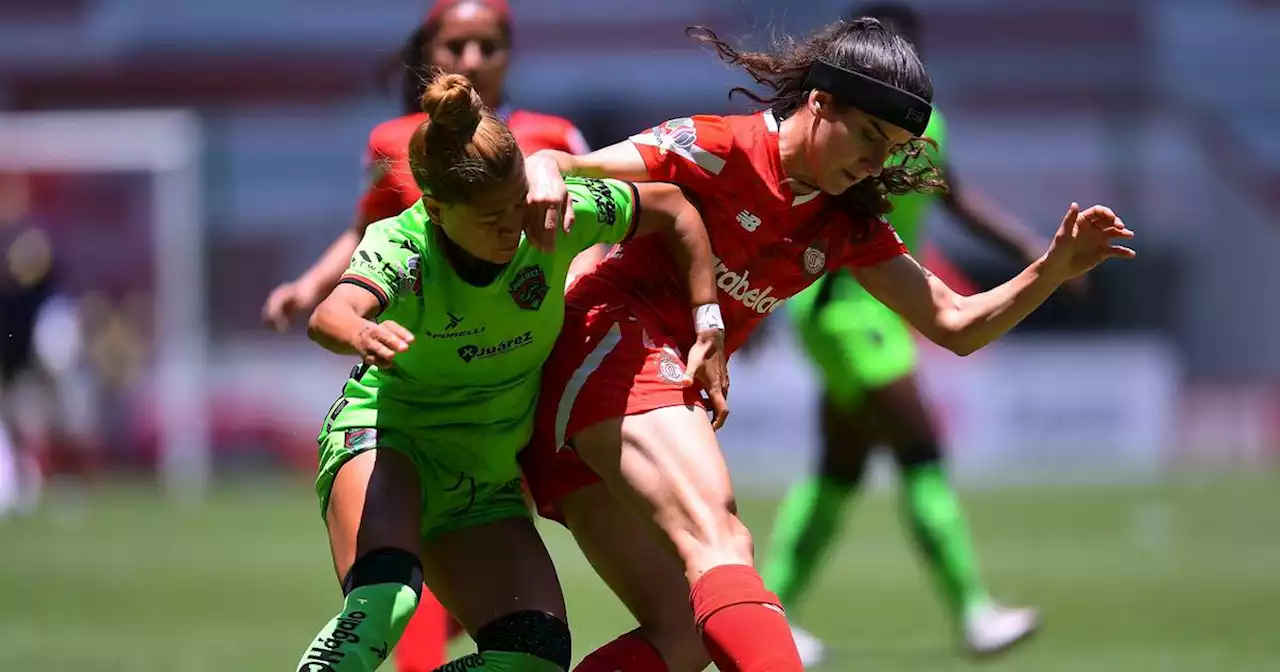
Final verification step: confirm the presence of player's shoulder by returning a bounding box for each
[508,109,575,133]
[643,114,739,154]
[370,202,428,240]
[366,113,427,157]
[508,109,588,153]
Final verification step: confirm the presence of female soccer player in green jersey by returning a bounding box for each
[760,4,1053,664]
[293,73,721,672]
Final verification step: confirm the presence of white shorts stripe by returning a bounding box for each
[554,322,623,449]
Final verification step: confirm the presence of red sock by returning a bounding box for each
[574,630,669,672]
[395,587,449,672]
[690,565,803,672]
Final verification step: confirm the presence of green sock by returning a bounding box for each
[296,582,419,671]
[900,462,990,618]
[435,651,564,672]
[761,475,857,610]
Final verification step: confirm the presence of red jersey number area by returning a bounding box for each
[522,112,907,521]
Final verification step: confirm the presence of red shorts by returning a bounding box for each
[522,304,702,523]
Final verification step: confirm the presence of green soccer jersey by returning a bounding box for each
[321,177,638,459]
[884,109,948,252]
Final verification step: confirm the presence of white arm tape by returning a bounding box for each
[695,304,725,332]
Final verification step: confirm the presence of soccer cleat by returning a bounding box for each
[789,625,827,668]
[962,602,1040,658]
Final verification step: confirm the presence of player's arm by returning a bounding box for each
[529,141,651,183]
[307,224,416,367]
[308,283,384,355]
[630,182,718,308]
[630,181,728,424]
[559,123,611,286]
[853,203,1134,356]
[290,167,409,305]
[565,244,610,288]
[263,132,408,330]
[939,163,1044,264]
[853,253,1058,356]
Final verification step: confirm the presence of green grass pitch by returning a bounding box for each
[2,473,1277,671]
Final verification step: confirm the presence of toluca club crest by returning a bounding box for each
[802,246,827,275]
[508,265,549,311]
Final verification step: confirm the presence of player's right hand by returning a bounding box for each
[524,153,572,252]
[354,320,414,369]
[262,280,321,332]
[684,328,730,430]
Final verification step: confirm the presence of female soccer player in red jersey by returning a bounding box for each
[519,18,1136,672]
[263,0,593,331]
[261,3,593,670]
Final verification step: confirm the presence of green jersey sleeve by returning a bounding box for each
[340,211,425,315]
[562,177,638,254]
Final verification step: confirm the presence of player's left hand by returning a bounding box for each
[524,153,571,252]
[684,328,730,430]
[262,280,321,332]
[1040,203,1136,282]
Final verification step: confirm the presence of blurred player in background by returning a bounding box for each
[760,3,1047,665]
[263,0,594,331]
[260,2,594,669]
[520,16,1135,672]
[293,74,717,672]
[0,172,70,516]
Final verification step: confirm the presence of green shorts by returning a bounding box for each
[789,272,917,404]
[315,426,530,542]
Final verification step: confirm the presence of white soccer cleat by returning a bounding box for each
[963,602,1040,658]
[789,625,827,668]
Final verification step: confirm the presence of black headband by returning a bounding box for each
[803,60,932,136]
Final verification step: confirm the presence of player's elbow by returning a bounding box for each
[930,310,980,357]
[306,302,335,347]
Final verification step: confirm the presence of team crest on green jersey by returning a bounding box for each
[393,241,423,296]
[508,264,549,311]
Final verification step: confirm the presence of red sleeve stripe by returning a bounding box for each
[339,274,389,312]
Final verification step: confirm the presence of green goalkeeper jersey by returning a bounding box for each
[321,177,638,460]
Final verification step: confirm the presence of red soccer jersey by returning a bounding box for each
[357,108,590,224]
[568,112,907,354]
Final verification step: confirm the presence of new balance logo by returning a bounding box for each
[713,256,781,314]
[737,210,762,232]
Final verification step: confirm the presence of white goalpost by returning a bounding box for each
[0,110,211,503]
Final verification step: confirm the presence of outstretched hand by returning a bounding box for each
[262,280,321,332]
[1041,203,1136,281]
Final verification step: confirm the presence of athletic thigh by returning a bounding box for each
[419,516,566,635]
[560,483,709,672]
[817,391,881,481]
[863,373,942,459]
[572,404,749,580]
[323,443,424,582]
